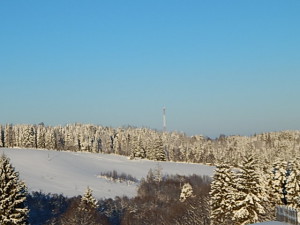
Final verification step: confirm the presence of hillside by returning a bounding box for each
[0,148,214,199]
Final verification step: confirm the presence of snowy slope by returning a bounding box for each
[0,148,214,199]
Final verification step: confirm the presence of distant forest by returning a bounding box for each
[1,123,299,167]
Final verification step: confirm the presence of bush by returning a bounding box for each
[98,170,139,184]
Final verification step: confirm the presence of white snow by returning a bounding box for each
[0,148,214,199]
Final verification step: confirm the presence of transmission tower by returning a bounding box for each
[163,107,167,132]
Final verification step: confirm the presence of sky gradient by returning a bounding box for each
[0,1,299,138]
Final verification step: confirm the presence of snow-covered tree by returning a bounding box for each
[148,136,166,161]
[285,159,300,208]
[0,154,29,225]
[22,125,36,148]
[272,159,288,205]
[130,136,146,159]
[210,164,235,225]
[0,125,3,147]
[232,154,265,225]
[36,125,46,149]
[258,163,276,221]
[80,187,99,210]
[4,124,14,148]
[59,187,106,225]
[45,128,56,150]
[180,183,194,202]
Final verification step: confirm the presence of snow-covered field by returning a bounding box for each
[0,148,214,199]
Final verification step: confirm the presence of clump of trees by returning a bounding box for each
[26,171,211,225]
[99,170,139,184]
[120,168,211,225]
[210,153,300,225]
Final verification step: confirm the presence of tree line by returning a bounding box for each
[1,123,300,166]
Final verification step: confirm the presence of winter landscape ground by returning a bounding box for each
[0,148,214,199]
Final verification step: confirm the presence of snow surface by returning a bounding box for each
[0,148,214,199]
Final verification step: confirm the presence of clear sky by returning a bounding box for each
[0,1,299,138]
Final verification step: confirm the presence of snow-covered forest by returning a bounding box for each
[1,123,300,224]
[1,123,300,166]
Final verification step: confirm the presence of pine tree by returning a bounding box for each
[210,164,235,225]
[45,129,56,150]
[148,136,166,161]
[272,159,288,205]
[22,125,36,148]
[80,187,99,210]
[36,126,46,149]
[259,164,276,221]
[130,136,146,159]
[232,154,265,225]
[179,183,194,202]
[285,159,300,208]
[4,124,14,148]
[0,154,29,225]
[0,125,3,147]
[59,187,107,225]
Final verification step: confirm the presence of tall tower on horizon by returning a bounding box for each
[163,107,167,132]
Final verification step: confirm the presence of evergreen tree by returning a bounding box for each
[179,183,194,202]
[285,159,300,208]
[148,136,166,161]
[37,125,46,149]
[0,125,3,147]
[130,136,146,159]
[272,159,288,205]
[210,164,235,225]
[80,187,99,210]
[0,154,29,225]
[258,164,276,221]
[45,129,56,150]
[22,125,36,148]
[59,188,108,225]
[4,124,14,148]
[232,154,265,225]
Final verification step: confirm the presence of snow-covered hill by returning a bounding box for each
[0,148,214,199]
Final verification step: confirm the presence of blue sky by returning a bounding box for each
[0,1,299,138]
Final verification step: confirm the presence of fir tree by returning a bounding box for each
[0,154,29,225]
[179,183,194,202]
[232,154,265,225]
[272,159,288,205]
[59,188,107,225]
[285,159,300,208]
[45,129,56,150]
[149,136,166,161]
[4,124,14,148]
[258,163,276,221]
[80,187,99,210]
[36,126,46,149]
[22,125,36,148]
[210,164,235,225]
[130,136,146,159]
[0,125,3,147]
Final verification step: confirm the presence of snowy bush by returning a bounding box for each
[98,170,139,184]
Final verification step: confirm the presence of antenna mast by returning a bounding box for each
[163,107,167,132]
